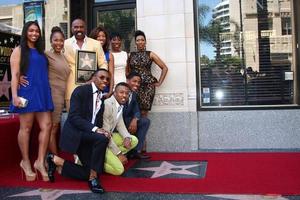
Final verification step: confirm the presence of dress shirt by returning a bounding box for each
[91,82,102,132]
[112,98,123,132]
[70,35,88,50]
[112,97,125,155]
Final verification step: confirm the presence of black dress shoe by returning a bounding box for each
[88,178,105,194]
[46,153,56,182]
[133,153,151,159]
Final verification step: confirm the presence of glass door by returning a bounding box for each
[92,1,136,52]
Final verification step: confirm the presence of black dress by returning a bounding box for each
[128,51,157,111]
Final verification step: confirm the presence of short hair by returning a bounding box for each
[72,18,85,26]
[88,69,109,81]
[93,69,110,79]
[135,30,146,41]
[94,68,109,75]
[126,71,141,80]
[110,32,122,40]
[115,82,130,90]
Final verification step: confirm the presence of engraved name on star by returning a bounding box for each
[9,188,91,200]
[134,161,201,178]
[80,53,94,70]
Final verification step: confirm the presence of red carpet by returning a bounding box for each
[1,117,300,194]
[0,152,300,195]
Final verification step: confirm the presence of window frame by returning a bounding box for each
[90,0,136,30]
[194,0,300,110]
[89,0,136,52]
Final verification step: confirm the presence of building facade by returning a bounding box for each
[212,0,241,57]
[1,0,300,152]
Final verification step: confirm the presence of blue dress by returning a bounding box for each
[10,48,54,113]
[103,51,110,93]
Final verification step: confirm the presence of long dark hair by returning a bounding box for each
[20,21,45,75]
[89,26,109,53]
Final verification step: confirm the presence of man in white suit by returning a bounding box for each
[102,82,138,175]
[64,18,108,110]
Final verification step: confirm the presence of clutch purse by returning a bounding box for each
[19,97,28,108]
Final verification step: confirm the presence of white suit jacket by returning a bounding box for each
[64,36,108,101]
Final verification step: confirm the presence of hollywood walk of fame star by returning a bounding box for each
[80,53,94,70]
[134,161,201,178]
[0,70,10,99]
[9,188,91,200]
[206,194,287,200]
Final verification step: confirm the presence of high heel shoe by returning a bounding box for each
[33,161,49,182]
[46,153,56,182]
[20,160,36,181]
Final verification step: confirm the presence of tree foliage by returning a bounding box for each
[98,9,135,51]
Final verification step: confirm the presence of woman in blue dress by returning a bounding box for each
[10,21,53,182]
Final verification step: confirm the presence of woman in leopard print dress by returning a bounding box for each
[127,30,168,117]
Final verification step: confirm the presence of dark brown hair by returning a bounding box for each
[89,26,109,52]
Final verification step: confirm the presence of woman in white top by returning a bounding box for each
[110,33,128,84]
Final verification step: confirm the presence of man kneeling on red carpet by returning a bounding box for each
[102,82,138,175]
[46,69,110,194]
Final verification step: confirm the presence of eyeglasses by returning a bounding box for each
[97,75,110,82]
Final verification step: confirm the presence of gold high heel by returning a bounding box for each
[20,160,36,181]
[33,161,49,182]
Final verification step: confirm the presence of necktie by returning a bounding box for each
[92,91,102,124]
[95,92,101,111]
[111,105,123,132]
[118,105,123,113]
[128,93,133,104]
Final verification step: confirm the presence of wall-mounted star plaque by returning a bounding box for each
[75,50,97,84]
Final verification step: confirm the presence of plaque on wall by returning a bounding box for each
[23,0,45,37]
[75,50,97,84]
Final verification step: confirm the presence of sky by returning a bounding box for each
[198,0,221,59]
[0,0,22,5]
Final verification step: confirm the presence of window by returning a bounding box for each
[59,22,68,38]
[282,17,291,35]
[198,0,294,107]
[92,0,136,52]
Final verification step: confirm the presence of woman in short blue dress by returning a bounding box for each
[10,21,53,182]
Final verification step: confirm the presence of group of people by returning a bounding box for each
[9,18,168,194]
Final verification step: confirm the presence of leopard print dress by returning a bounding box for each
[128,51,157,111]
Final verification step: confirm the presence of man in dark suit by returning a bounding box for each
[124,72,151,159]
[47,69,111,194]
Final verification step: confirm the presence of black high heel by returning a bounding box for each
[46,153,57,182]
